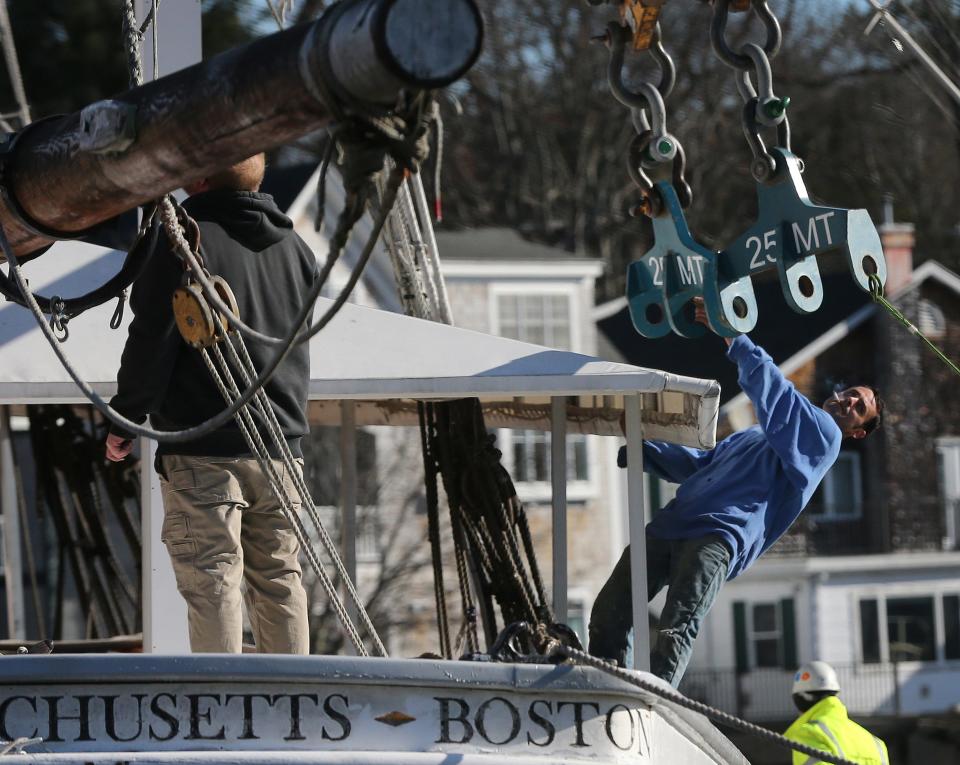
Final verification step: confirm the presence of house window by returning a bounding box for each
[493,289,593,498]
[811,451,862,520]
[751,603,782,668]
[496,293,572,350]
[937,439,960,550]
[887,596,936,662]
[733,599,797,671]
[859,595,937,663]
[510,430,589,483]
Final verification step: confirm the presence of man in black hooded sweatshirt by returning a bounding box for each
[106,154,318,654]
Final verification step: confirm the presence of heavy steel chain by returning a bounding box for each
[558,644,859,765]
[710,0,793,182]
[597,11,691,217]
[486,622,858,765]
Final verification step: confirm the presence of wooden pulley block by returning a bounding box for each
[172,283,216,348]
[208,275,240,337]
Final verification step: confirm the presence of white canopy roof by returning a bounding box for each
[0,243,720,446]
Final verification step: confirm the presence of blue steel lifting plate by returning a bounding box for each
[626,182,736,339]
[627,150,888,339]
[707,147,887,334]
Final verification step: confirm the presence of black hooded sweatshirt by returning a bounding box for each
[110,190,319,458]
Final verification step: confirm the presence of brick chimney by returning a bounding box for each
[878,195,915,295]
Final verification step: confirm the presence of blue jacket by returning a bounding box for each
[619,335,842,579]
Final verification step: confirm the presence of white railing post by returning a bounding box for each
[551,396,568,623]
[0,406,24,639]
[340,400,358,652]
[624,393,649,671]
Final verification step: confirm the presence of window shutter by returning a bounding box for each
[648,475,661,513]
[733,601,748,673]
[780,598,797,670]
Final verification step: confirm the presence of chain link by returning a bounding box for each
[484,621,858,765]
[710,0,794,182]
[710,0,781,69]
[598,11,691,216]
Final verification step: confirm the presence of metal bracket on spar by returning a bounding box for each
[709,147,887,334]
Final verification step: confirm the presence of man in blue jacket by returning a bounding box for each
[588,302,883,686]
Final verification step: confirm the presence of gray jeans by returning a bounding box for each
[159,454,310,654]
[588,531,730,687]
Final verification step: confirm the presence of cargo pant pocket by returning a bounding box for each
[160,512,199,594]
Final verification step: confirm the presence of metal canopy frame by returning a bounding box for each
[0,246,720,670]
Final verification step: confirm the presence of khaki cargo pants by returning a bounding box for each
[159,454,310,654]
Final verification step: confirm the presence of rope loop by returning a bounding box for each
[109,289,127,330]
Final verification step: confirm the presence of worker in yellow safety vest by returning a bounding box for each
[785,661,889,764]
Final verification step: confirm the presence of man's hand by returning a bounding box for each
[105,433,134,462]
[692,297,732,347]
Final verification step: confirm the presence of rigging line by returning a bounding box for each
[897,47,960,127]
[0,0,30,126]
[225,332,388,655]
[138,0,163,37]
[868,274,960,377]
[206,342,372,654]
[0,174,398,444]
[151,0,159,81]
[410,172,453,324]
[866,17,960,128]
[920,0,960,48]
[908,0,960,81]
[171,95,434,346]
[202,345,369,655]
[555,642,859,765]
[159,197,341,347]
[866,0,960,106]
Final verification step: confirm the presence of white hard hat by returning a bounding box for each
[792,661,840,695]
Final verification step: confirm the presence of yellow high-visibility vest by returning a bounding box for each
[784,695,889,765]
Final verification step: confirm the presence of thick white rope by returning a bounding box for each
[0,0,30,127]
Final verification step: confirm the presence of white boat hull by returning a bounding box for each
[0,655,746,764]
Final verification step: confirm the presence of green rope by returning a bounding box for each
[868,273,960,377]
